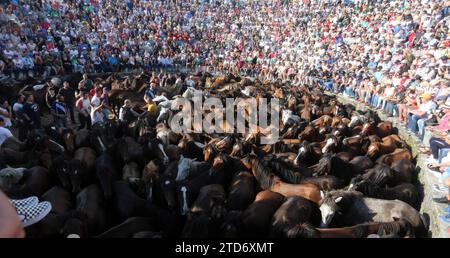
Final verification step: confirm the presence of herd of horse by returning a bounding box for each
[0,73,427,238]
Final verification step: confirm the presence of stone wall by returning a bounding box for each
[335,94,449,238]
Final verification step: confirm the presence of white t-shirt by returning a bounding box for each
[91,95,101,107]
[0,107,12,127]
[91,109,104,125]
[0,127,13,146]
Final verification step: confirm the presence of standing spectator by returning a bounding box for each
[12,94,27,141]
[91,87,103,107]
[0,116,23,147]
[119,99,139,124]
[58,81,76,123]
[144,82,157,103]
[51,94,68,133]
[78,73,94,93]
[45,87,57,113]
[76,91,91,130]
[22,94,41,130]
[90,102,105,126]
[100,87,111,119]
[0,100,12,128]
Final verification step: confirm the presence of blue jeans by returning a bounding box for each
[365,92,372,104]
[439,148,450,163]
[371,94,379,107]
[385,102,396,116]
[430,137,450,160]
[344,86,354,97]
[417,118,426,139]
[407,114,423,133]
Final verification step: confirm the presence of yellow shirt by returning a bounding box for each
[147,103,157,113]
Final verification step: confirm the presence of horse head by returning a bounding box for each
[159,175,178,212]
[294,141,312,166]
[203,144,220,163]
[318,189,363,228]
[61,129,76,153]
[321,136,338,154]
[176,155,195,182]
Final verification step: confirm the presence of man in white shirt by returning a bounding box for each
[0,117,23,147]
[0,117,13,146]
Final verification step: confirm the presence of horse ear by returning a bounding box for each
[335,197,343,203]
[348,183,354,190]
[320,190,325,199]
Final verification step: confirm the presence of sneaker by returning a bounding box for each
[10,196,39,208]
[433,197,450,204]
[439,213,450,224]
[433,184,449,193]
[16,201,52,227]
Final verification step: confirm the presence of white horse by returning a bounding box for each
[281,109,301,126]
[181,87,203,102]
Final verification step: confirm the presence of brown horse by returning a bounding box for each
[241,155,321,203]
[241,190,285,237]
[300,95,312,121]
[376,122,393,138]
[376,148,412,166]
[270,196,321,238]
[366,135,405,159]
[298,125,318,143]
[311,115,333,128]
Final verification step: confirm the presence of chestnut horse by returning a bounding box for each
[241,155,321,204]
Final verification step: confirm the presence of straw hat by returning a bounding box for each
[420,92,433,100]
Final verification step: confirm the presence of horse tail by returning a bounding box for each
[286,223,320,238]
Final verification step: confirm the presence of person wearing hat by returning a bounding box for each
[407,92,437,134]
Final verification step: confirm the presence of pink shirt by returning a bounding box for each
[438,114,450,131]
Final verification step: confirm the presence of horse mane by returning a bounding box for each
[263,156,303,184]
[312,154,332,176]
[364,163,393,186]
[251,156,277,190]
[286,223,320,238]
